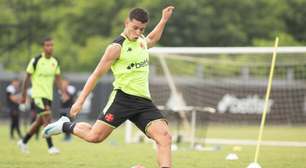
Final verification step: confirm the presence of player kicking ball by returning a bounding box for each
[43,6,174,168]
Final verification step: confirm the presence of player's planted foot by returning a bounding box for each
[48,146,60,155]
[43,116,70,138]
[17,140,29,154]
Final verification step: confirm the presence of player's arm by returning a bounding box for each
[55,74,69,102]
[21,73,31,103]
[70,44,121,118]
[7,90,20,104]
[146,6,174,48]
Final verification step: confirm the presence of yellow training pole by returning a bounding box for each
[254,37,279,163]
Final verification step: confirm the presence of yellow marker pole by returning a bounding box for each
[254,37,279,163]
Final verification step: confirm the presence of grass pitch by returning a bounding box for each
[0,121,305,168]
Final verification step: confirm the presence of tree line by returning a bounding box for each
[0,0,305,72]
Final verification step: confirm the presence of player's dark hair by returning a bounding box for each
[41,37,52,46]
[129,8,149,23]
[12,78,19,82]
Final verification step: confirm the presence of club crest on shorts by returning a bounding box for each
[105,113,114,122]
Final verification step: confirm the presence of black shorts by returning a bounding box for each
[32,98,52,116]
[7,104,19,113]
[98,89,166,134]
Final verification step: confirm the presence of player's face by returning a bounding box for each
[12,80,20,88]
[43,40,53,57]
[125,19,147,40]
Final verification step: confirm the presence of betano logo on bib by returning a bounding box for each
[126,59,148,70]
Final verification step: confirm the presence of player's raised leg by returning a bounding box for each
[43,118,114,143]
[71,121,113,143]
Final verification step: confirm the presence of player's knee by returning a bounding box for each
[87,134,104,143]
[164,132,172,146]
[155,131,172,147]
[42,120,51,127]
[33,121,42,128]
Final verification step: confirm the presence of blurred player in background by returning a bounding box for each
[6,79,23,140]
[18,37,68,154]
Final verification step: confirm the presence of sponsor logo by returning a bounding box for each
[126,59,148,70]
[217,94,273,114]
[37,73,54,77]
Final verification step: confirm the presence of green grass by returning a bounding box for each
[0,122,305,168]
[205,124,306,141]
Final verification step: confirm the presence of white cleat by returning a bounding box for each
[43,116,70,138]
[48,146,60,155]
[17,140,29,154]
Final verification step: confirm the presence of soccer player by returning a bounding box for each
[44,6,174,168]
[18,37,68,154]
[6,79,23,140]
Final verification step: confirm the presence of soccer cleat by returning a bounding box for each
[17,140,29,154]
[43,116,70,138]
[48,146,60,155]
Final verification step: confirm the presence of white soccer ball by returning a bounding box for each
[171,144,178,151]
[19,103,29,112]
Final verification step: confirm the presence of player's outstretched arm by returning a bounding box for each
[146,6,174,48]
[69,44,121,118]
[21,73,31,103]
[55,75,69,102]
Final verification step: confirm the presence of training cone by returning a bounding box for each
[233,145,242,152]
[247,162,262,168]
[131,164,145,168]
[225,153,239,160]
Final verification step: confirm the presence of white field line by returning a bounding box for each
[197,138,306,147]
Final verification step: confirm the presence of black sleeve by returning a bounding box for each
[53,56,60,67]
[112,35,125,46]
[33,54,42,71]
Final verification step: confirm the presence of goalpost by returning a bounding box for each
[125,46,306,150]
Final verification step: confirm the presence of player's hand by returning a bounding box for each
[21,96,27,104]
[161,6,175,22]
[69,102,82,118]
[62,93,69,102]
